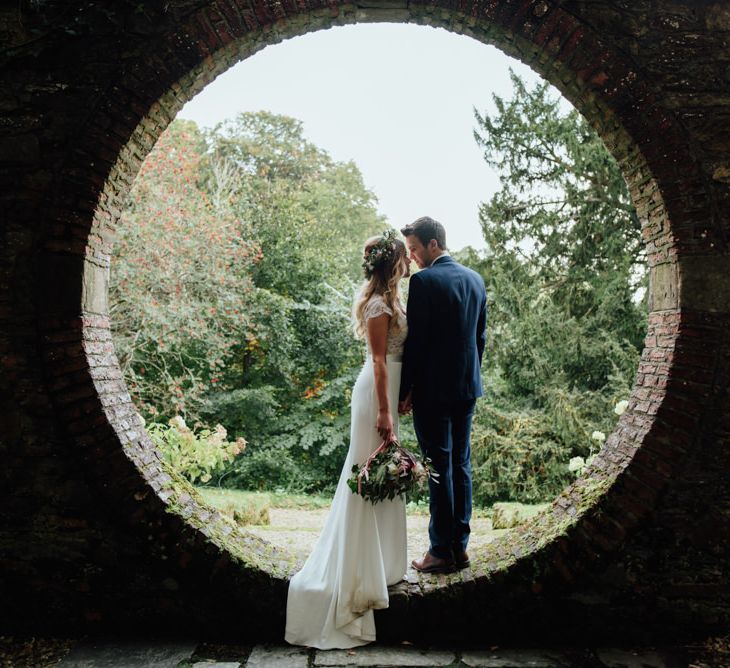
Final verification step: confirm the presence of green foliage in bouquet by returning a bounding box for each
[347,440,436,504]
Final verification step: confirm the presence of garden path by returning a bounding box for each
[246,508,504,562]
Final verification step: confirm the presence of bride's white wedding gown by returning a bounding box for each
[285,295,408,649]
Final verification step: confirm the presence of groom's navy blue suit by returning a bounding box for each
[400,255,487,560]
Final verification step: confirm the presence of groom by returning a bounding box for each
[398,217,487,573]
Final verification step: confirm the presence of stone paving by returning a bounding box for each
[59,640,197,667]
[48,639,707,667]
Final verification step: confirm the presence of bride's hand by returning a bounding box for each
[376,409,394,442]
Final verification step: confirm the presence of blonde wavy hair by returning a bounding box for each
[353,234,407,338]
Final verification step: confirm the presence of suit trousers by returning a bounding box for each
[412,397,476,559]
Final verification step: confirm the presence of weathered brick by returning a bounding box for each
[0,0,729,646]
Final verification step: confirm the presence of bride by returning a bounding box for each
[285,229,410,649]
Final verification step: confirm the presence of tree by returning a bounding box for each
[199,113,386,492]
[472,71,646,398]
[204,112,386,299]
[462,71,647,503]
[110,120,258,420]
[111,113,387,494]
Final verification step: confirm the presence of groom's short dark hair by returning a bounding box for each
[400,216,448,250]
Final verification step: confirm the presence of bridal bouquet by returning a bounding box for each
[347,438,437,504]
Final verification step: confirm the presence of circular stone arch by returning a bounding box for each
[33,0,726,643]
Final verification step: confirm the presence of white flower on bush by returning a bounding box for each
[233,437,247,455]
[169,415,187,431]
[591,430,606,443]
[614,399,629,416]
[387,462,399,476]
[209,423,228,447]
[568,456,585,473]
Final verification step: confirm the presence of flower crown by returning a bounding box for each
[362,229,398,278]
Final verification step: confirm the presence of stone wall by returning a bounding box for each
[0,0,728,643]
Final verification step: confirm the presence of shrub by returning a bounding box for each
[221,445,307,493]
[220,499,270,526]
[491,501,550,529]
[471,401,573,506]
[147,417,246,484]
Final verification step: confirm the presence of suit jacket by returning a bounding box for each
[400,255,487,404]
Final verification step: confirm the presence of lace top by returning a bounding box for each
[363,294,407,357]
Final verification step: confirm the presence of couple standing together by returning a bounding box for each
[285,216,488,649]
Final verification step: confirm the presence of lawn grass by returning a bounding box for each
[195,486,539,522]
[196,487,332,514]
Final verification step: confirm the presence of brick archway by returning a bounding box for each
[2,0,728,642]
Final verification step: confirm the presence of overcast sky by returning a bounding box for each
[177,23,551,251]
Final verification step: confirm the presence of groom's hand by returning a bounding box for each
[398,392,413,415]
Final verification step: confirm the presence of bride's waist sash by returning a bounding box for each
[365,353,403,363]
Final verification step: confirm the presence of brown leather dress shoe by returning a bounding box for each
[453,550,470,570]
[411,551,454,574]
